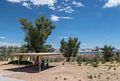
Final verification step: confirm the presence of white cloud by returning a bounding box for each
[0,36,6,39]
[7,0,56,7]
[57,1,83,13]
[7,0,28,3]
[72,1,83,7]
[0,42,21,47]
[30,0,56,6]
[49,6,56,10]
[104,0,120,8]
[7,0,21,3]
[22,2,31,9]
[59,6,74,13]
[51,15,59,21]
[6,0,83,13]
[59,36,69,39]
[51,14,72,21]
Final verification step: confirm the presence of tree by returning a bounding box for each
[0,46,7,60]
[19,16,55,53]
[0,46,20,61]
[43,44,55,52]
[19,44,28,53]
[60,37,80,62]
[102,45,114,62]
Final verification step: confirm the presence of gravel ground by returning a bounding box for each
[1,61,120,81]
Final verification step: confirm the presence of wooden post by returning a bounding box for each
[38,56,41,72]
[18,56,20,70]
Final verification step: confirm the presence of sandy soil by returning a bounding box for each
[0,61,24,76]
[0,61,120,81]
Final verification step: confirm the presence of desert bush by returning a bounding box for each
[77,56,93,64]
[108,65,113,70]
[76,54,101,66]
[91,61,99,67]
[48,57,64,63]
[113,67,116,70]
[63,78,67,80]
[88,75,93,79]
[102,45,115,62]
[106,77,109,80]
[94,75,97,78]
[115,51,120,62]
[76,56,83,66]
[55,77,58,80]
[98,75,100,79]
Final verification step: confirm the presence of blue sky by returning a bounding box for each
[0,0,120,49]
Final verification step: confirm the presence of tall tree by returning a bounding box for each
[19,16,55,53]
[60,37,80,62]
[102,45,114,62]
[43,44,55,52]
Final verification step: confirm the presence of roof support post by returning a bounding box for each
[38,56,41,72]
[17,56,20,70]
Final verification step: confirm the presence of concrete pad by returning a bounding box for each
[0,76,24,81]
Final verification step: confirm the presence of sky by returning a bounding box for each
[0,0,120,49]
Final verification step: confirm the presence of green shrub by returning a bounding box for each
[107,77,109,79]
[102,45,114,62]
[76,56,83,66]
[88,75,93,79]
[108,65,112,70]
[63,78,67,80]
[91,61,99,67]
[98,75,100,79]
[113,67,116,70]
[94,75,97,78]
[115,51,120,62]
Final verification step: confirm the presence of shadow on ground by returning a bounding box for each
[4,65,55,73]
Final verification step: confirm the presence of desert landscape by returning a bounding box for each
[1,61,120,81]
[1,1,120,81]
